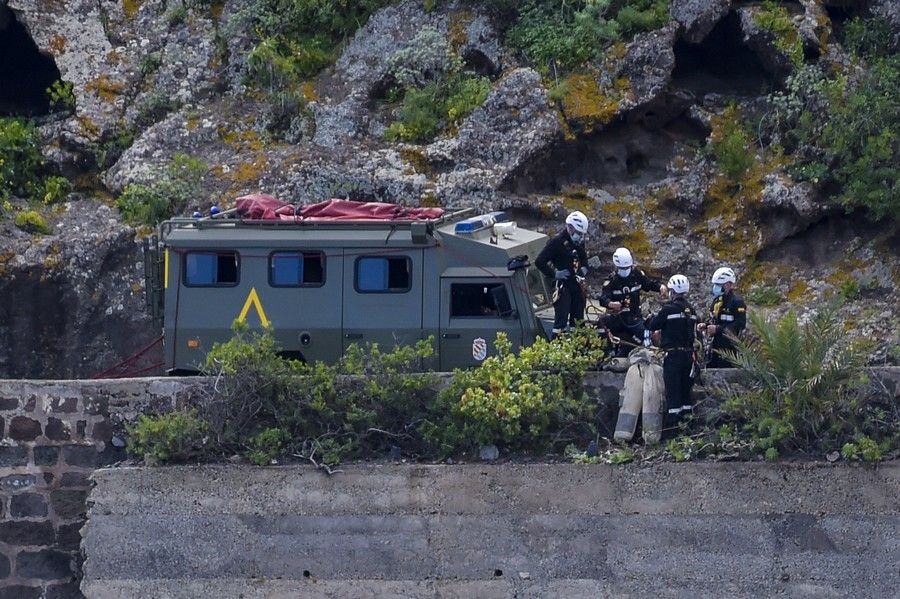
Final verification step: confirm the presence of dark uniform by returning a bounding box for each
[535,230,588,332]
[707,291,747,368]
[597,269,662,356]
[648,296,698,429]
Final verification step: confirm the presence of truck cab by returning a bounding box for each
[144,200,553,373]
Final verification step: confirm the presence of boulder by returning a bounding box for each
[670,0,732,44]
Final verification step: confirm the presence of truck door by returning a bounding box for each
[439,277,525,370]
[342,250,424,353]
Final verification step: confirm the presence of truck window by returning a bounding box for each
[269,251,325,287]
[526,266,550,308]
[355,256,411,292]
[184,251,239,286]
[450,283,509,317]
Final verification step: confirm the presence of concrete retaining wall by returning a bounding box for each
[82,462,899,598]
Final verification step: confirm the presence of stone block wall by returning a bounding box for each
[0,379,201,599]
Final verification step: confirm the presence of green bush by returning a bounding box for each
[746,285,782,307]
[505,0,667,75]
[46,80,76,112]
[763,18,899,224]
[126,409,210,464]
[39,176,72,205]
[709,105,755,182]
[115,153,208,225]
[0,118,43,201]
[134,92,183,130]
[720,304,897,457]
[429,328,606,453]
[247,427,289,465]
[14,210,50,234]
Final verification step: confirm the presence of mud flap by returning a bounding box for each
[642,362,665,445]
[614,363,644,442]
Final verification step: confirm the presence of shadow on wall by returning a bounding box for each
[0,6,62,117]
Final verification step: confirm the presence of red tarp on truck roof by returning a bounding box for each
[235,195,444,221]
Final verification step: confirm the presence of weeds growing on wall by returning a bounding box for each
[506,0,668,75]
[115,153,208,225]
[382,27,491,143]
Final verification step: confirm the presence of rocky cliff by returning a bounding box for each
[0,0,897,377]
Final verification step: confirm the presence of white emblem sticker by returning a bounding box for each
[472,337,487,361]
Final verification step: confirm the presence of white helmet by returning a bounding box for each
[711,266,736,285]
[612,247,633,268]
[565,211,589,234]
[668,274,690,294]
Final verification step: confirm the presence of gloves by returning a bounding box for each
[578,266,588,276]
[554,269,571,281]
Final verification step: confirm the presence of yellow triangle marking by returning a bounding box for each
[237,287,270,327]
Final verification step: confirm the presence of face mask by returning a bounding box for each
[570,232,583,243]
[711,284,723,297]
[617,267,631,278]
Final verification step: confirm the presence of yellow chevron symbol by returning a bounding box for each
[237,287,270,327]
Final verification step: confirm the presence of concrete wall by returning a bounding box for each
[82,462,900,598]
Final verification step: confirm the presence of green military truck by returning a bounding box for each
[144,200,556,373]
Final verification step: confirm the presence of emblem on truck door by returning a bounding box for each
[472,337,487,361]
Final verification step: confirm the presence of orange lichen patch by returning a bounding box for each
[448,9,473,50]
[608,42,627,61]
[186,118,199,131]
[49,35,66,55]
[76,115,100,137]
[85,75,126,102]
[123,0,142,19]
[0,252,14,276]
[559,74,619,133]
[217,127,264,152]
[420,193,441,208]
[228,155,268,186]
[106,49,122,63]
[786,279,809,303]
[300,81,320,102]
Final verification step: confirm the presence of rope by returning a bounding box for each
[91,334,164,379]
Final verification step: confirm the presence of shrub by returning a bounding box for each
[14,210,50,234]
[126,409,211,464]
[38,176,72,205]
[709,105,755,182]
[247,427,289,465]
[46,80,76,112]
[746,285,782,307]
[762,18,899,224]
[505,0,667,75]
[0,118,43,201]
[429,328,606,453]
[386,27,457,89]
[720,304,898,457]
[115,153,208,225]
[134,92,182,130]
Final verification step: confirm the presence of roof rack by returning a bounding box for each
[159,206,476,240]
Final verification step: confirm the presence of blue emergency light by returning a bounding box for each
[210,206,221,216]
[454,211,509,234]
[192,211,202,219]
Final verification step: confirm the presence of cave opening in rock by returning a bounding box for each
[0,6,62,116]
[501,109,706,197]
[672,12,776,98]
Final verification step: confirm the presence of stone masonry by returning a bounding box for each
[0,378,200,599]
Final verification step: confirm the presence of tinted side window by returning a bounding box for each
[356,256,411,292]
[450,283,509,317]
[269,252,325,287]
[184,251,239,286]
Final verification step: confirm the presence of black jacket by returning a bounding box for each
[709,291,747,347]
[648,296,698,351]
[598,268,662,322]
[535,230,588,281]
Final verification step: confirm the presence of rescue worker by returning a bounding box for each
[535,211,590,337]
[647,274,698,432]
[700,266,747,368]
[597,247,667,356]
